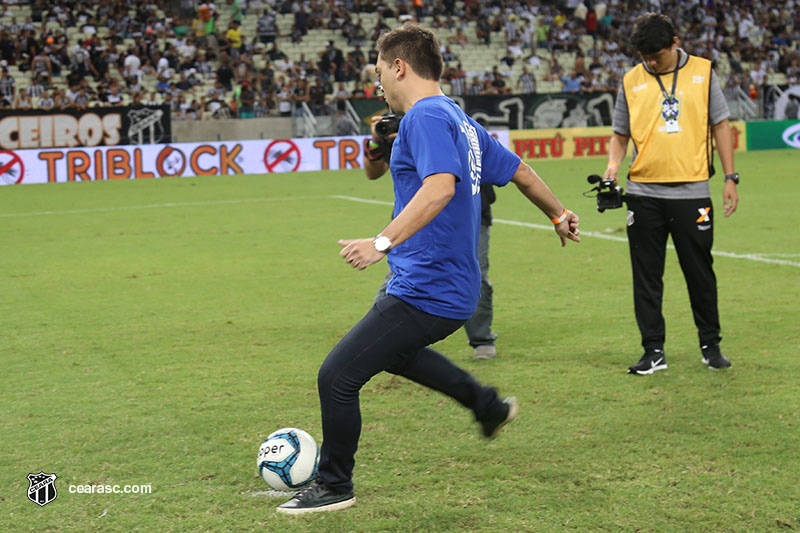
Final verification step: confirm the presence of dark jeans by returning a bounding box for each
[316,295,502,492]
[626,195,721,351]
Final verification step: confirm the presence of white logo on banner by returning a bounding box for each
[781,123,800,149]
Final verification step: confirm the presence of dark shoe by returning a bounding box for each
[701,344,731,370]
[472,345,497,360]
[276,480,355,515]
[480,397,518,439]
[628,349,667,375]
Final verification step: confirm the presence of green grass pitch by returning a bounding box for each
[1,149,799,532]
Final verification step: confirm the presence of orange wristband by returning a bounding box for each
[551,208,568,225]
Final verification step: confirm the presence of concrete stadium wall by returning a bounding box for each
[171,118,294,142]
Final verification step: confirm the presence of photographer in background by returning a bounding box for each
[365,111,500,360]
[604,13,739,375]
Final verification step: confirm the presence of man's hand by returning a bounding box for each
[338,239,386,270]
[555,210,581,247]
[602,162,620,185]
[723,179,738,217]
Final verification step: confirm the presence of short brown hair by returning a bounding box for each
[376,23,443,81]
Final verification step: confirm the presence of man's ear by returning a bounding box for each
[394,58,406,79]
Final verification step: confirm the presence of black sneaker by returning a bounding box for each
[701,344,732,370]
[480,397,518,439]
[628,349,667,375]
[276,480,355,515]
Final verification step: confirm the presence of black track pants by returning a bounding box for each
[625,195,721,351]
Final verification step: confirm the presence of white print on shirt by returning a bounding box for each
[459,120,482,195]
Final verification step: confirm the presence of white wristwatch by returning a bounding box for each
[373,234,392,253]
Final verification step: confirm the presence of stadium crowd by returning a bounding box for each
[0,0,797,119]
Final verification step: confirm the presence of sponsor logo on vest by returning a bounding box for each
[633,83,648,93]
[692,75,705,84]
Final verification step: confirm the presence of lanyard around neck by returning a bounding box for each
[653,53,679,104]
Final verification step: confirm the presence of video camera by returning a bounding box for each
[374,113,401,140]
[584,174,625,213]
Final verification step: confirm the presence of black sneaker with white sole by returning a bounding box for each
[276,480,355,515]
[701,344,732,369]
[480,397,518,439]
[628,349,668,375]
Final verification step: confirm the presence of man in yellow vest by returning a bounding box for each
[603,13,739,375]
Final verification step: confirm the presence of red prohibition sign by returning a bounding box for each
[264,139,301,173]
[0,150,25,184]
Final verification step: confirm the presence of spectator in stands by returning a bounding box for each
[293,7,309,42]
[225,21,244,57]
[343,17,367,46]
[0,68,14,102]
[26,75,46,101]
[175,71,192,92]
[267,41,287,62]
[308,77,328,115]
[489,71,509,94]
[441,45,458,63]
[446,63,467,96]
[145,92,160,106]
[31,48,53,85]
[560,70,584,93]
[74,86,92,109]
[467,75,484,95]
[500,48,515,68]
[37,89,54,110]
[332,81,352,101]
[475,18,490,45]
[258,9,278,44]
[71,40,97,79]
[0,30,14,65]
[14,88,32,109]
[106,83,124,106]
[347,45,366,71]
[369,17,390,43]
[579,71,596,93]
[335,108,359,136]
[447,27,469,46]
[277,83,293,116]
[52,88,68,109]
[217,56,235,92]
[239,80,256,118]
[156,76,171,93]
[123,47,141,80]
[543,59,563,81]
[293,77,310,111]
[517,66,536,94]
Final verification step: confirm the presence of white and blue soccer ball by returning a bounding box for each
[257,428,319,491]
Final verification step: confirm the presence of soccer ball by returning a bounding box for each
[257,428,319,491]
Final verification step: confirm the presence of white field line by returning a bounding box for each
[0,196,328,218]
[333,195,800,268]
[249,489,294,498]
[3,193,798,268]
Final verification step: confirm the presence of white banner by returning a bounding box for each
[0,131,510,186]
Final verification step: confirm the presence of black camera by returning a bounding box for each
[585,174,625,213]
[375,113,401,139]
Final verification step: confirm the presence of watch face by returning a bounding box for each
[374,236,391,252]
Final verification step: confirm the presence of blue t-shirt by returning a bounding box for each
[386,96,520,319]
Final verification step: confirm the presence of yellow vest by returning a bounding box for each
[623,55,713,183]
